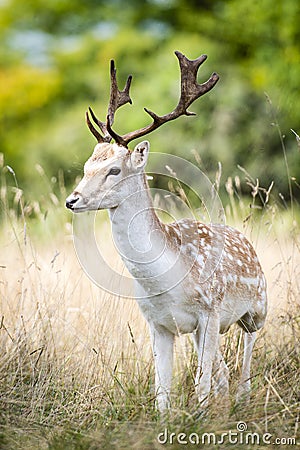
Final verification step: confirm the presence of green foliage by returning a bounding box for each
[0,0,299,208]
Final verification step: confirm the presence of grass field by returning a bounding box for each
[0,158,299,449]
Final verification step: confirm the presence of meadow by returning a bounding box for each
[0,151,299,450]
[1,0,300,447]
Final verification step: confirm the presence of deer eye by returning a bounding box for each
[107,167,121,176]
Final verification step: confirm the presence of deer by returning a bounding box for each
[66,51,267,413]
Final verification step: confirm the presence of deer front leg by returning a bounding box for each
[149,324,174,412]
[212,347,229,398]
[193,314,220,407]
[236,331,256,403]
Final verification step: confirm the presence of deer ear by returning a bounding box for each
[130,141,150,170]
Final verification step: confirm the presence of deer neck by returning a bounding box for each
[108,172,168,281]
[109,172,161,253]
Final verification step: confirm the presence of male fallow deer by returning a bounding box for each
[66,52,267,412]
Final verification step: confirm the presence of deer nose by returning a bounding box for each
[66,193,80,210]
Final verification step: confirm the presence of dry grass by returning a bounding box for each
[0,160,299,449]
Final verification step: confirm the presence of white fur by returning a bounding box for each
[66,141,267,412]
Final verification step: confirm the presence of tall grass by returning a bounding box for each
[0,149,299,449]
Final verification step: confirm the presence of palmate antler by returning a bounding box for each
[86,60,132,143]
[86,51,219,147]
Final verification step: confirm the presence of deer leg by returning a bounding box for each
[193,314,220,407]
[149,324,174,412]
[212,347,229,398]
[236,331,256,403]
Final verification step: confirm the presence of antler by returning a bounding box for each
[86,60,132,143]
[87,51,219,147]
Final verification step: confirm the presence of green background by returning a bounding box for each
[1,0,299,207]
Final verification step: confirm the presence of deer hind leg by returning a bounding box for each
[236,305,266,403]
[236,331,256,403]
[212,347,229,398]
[193,314,220,407]
[149,324,174,412]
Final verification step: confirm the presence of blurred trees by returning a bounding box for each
[0,0,299,207]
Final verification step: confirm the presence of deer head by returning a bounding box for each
[66,51,219,212]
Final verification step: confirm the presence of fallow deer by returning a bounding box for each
[66,52,267,412]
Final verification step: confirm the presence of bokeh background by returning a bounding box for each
[1,0,299,207]
[1,2,299,448]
